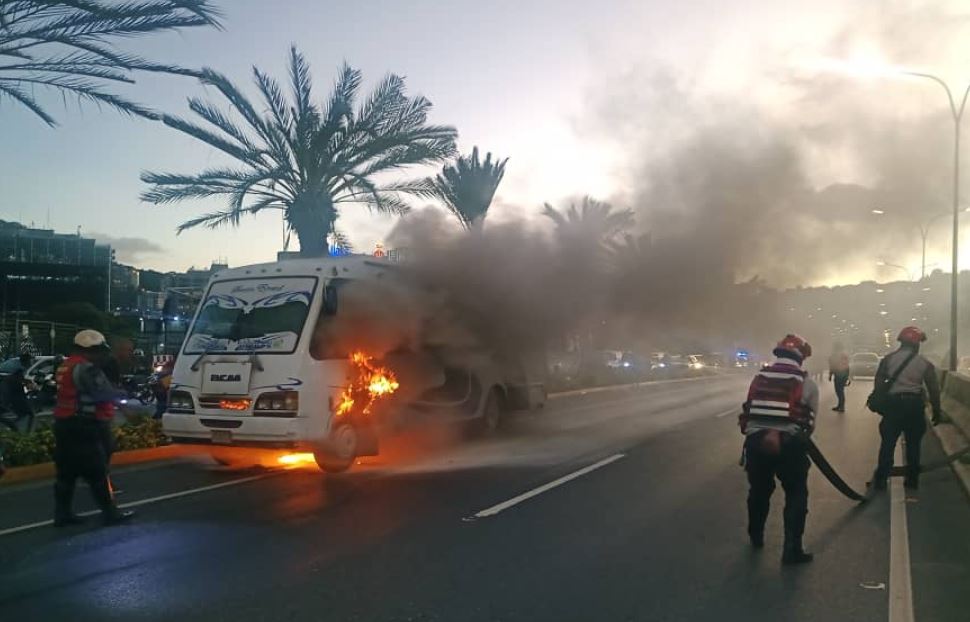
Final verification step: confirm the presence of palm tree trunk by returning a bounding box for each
[289,194,333,257]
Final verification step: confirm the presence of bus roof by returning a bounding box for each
[209,255,398,282]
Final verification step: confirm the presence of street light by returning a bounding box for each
[871,208,969,279]
[899,71,970,371]
[823,59,970,371]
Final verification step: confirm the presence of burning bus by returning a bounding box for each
[161,255,546,472]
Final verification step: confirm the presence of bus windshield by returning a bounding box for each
[184,277,317,354]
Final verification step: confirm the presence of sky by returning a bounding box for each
[2,0,970,286]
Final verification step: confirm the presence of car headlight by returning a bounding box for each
[169,390,195,414]
[254,391,299,414]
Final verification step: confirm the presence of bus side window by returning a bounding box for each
[311,279,345,360]
[323,283,338,316]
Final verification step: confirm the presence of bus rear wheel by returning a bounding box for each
[314,423,358,473]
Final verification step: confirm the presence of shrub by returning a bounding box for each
[0,417,168,468]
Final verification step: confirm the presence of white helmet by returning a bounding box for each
[73,329,110,349]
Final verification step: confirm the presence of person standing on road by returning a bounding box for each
[0,352,35,432]
[828,342,850,413]
[52,330,134,527]
[870,326,942,491]
[153,359,174,419]
[739,334,819,565]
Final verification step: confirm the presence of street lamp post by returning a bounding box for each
[903,72,970,371]
[872,209,962,280]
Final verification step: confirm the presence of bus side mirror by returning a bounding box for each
[323,285,338,316]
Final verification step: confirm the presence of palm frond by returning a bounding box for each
[0,80,56,124]
[0,1,219,124]
[176,203,277,233]
[144,48,456,256]
[428,146,508,229]
[160,113,261,165]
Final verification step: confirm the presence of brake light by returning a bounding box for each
[219,398,251,411]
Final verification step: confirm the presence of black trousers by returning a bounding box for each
[53,418,114,517]
[874,395,926,482]
[833,373,849,410]
[745,431,811,539]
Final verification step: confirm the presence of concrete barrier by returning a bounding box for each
[934,371,970,499]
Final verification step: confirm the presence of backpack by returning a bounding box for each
[739,364,812,433]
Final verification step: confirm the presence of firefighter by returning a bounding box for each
[871,326,942,491]
[739,334,819,565]
[828,342,851,412]
[52,330,134,527]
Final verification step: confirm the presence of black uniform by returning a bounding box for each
[745,431,811,545]
[828,352,850,412]
[741,355,819,564]
[53,355,130,526]
[872,346,942,489]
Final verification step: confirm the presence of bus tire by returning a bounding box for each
[314,423,357,473]
[475,389,503,436]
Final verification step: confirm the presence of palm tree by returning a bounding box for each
[607,231,652,271]
[542,196,634,247]
[141,47,458,256]
[0,0,220,126]
[428,146,508,229]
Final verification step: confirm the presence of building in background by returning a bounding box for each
[0,220,112,314]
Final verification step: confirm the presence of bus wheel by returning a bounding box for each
[314,424,357,473]
[476,390,503,436]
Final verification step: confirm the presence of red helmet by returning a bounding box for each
[897,326,927,345]
[775,334,812,360]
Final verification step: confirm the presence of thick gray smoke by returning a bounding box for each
[582,1,970,289]
[329,2,970,366]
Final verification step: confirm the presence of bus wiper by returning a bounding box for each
[246,349,264,372]
[190,348,219,372]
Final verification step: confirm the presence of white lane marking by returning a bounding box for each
[0,472,273,538]
[715,407,740,418]
[467,453,626,520]
[889,443,915,622]
[548,374,736,399]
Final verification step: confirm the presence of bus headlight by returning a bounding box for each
[255,391,299,414]
[169,390,195,414]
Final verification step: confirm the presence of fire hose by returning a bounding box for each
[888,443,970,477]
[808,439,970,501]
[806,439,867,502]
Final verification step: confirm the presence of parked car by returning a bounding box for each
[850,352,881,378]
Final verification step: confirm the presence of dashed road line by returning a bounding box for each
[466,453,626,520]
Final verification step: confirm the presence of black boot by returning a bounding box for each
[782,534,814,565]
[103,508,135,526]
[53,480,86,527]
[869,469,888,492]
[904,466,920,491]
[749,530,764,549]
[90,477,135,527]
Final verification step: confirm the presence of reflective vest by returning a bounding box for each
[54,355,115,421]
[739,363,812,433]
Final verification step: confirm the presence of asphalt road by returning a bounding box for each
[1,375,968,622]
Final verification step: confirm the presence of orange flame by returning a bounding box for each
[277,452,316,467]
[335,351,400,417]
